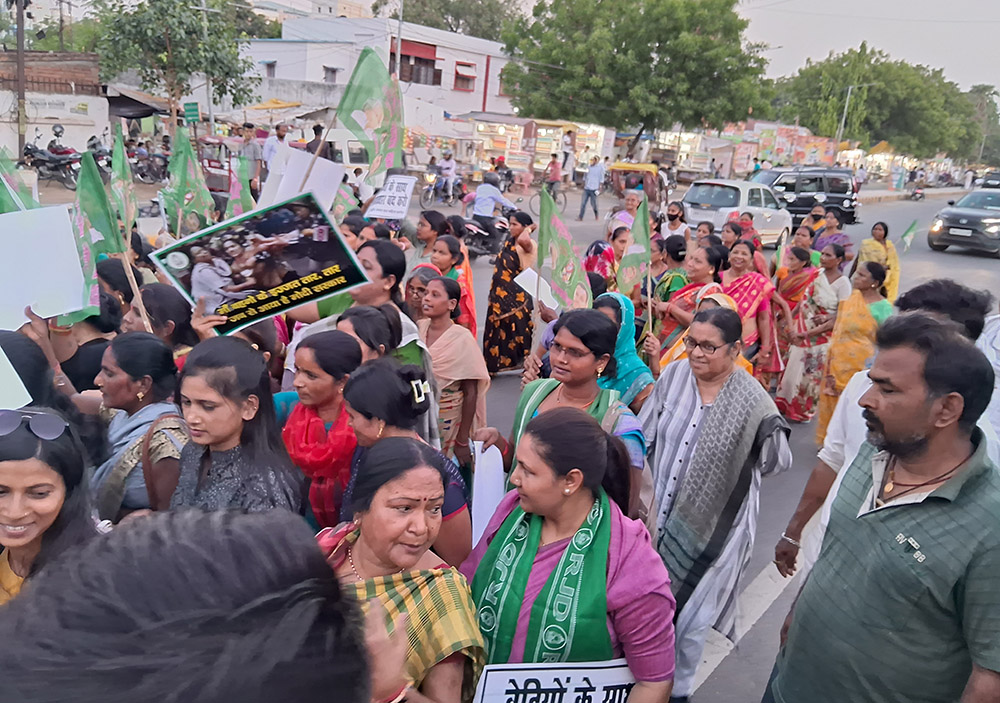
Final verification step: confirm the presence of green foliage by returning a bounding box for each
[31,17,102,52]
[501,0,768,135]
[371,0,519,40]
[91,0,258,127]
[774,43,986,159]
[233,6,282,39]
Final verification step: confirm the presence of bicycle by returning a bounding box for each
[528,183,568,216]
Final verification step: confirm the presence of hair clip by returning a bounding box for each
[410,379,430,404]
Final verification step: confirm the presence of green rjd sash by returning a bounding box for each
[471,490,614,664]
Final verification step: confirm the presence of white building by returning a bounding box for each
[246,16,514,117]
[248,0,369,22]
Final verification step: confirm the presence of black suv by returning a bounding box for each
[981,171,1000,189]
[748,167,860,225]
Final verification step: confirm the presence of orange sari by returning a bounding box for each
[722,271,774,345]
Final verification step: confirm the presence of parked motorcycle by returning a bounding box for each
[418,172,467,208]
[87,128,112,184]
[18,128,81,190]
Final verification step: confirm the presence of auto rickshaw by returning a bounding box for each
[603,162,672,234]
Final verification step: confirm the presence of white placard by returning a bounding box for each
[270,148,345,212]
[363,175,417,220]
[514,268,559,310]
[471,440,506,545]
[473,659,635,703]
[0,207,85,330]
[0,347,31,410]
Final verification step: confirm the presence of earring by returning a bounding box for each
[377,422,385,439]
[136,391,144,401]
[563,488,571,495]
[597,365,606,375]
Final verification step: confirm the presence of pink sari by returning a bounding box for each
[723,271,774,345]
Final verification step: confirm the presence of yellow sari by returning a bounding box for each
[0,550,23,606]
[816,290,892,444]
[856,238,900,302]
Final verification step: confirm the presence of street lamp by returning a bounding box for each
[834,83,877,150]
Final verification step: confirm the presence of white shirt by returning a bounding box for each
[438,158,456,177]
[262,134,289,172]
[562,134,572,153]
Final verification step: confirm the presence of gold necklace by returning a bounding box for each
[557,385,596,411]
[347,544,404,581]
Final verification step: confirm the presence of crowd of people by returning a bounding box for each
[1,177,1000,703]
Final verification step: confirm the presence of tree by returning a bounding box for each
[371,0,519,40]
[91,0,258,136]
[966,84,999,162]
[500,0,768,143]
[233,6,281,39]
[31,17,102,52]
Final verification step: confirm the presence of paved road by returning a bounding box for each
[462,192,1000,703]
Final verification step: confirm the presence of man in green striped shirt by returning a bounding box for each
[766,313,1000,703]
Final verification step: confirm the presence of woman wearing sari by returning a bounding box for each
[593,292,655,412]
[475,310,648,517]
[721,240,775,366]
[643,236,687,322]
[815,261,893,444]
[606,189,642,236]
[654,245,724,352]
[645,292,754,376]
[462,408,675,702]
[755,247,815,388]
[813,210,854,271]
[853,221,900,302]
[317,438,485,703]
[482,211,536,375]
[584,226,630,292]
[775,243,851,422]
[419,277,490,468]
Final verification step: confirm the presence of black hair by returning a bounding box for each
[428,276,462,320]
[662,234,686,263]
[512,211,533,227]
[587,271,607,299]
[83,289,123,334]
[237,319,279,355]
[794,225,815,240]
[592,294,622,326]
[130,231,154,267]
[740,211,754,222]
[109,332,177,403]
[312,123,324,136]
[709,243,730,272]
[0,510,367,702]
[372,223,392,240]
[692,307,743,345]
[523,407,631,512]
[346,208,364,218]
[419,210,449,236]
[0,408,97,576]
[667,200,686,222]
[721,221,743,239]
[696,221,715,234]
[789,246,812,265]
[352,437,449,514]
[872,221,889,238]
[875,313,994,431]
[731,238,756,256]
[823,242,846,261]
[96,258,141,305]
[552,309,618,378]
[139,283,199,349]
[861,261,888,298]
[298,330,363,379]
[179,337,300,506]
[825,209,844,227]
[339,305,402,356]
[703,234,723,248]
[343,358,431,431]
[435,234,465,267]
[0,332,107,465]
[610,226,630,242]
[896,279,994,341]
[358,240,407,312]
[445,215,468,240]
[341,215,369,236]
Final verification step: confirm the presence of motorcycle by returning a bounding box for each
[87,128,112,184]
[130,147,169,184]
[18,128,81,190]
[496,165,515,193]
[454,205,515,260]
[418,172,467,208]
[909,187,925,201]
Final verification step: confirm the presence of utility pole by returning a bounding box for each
[58,0,64,51]
[394,0,403,78]
[15,0,26,154]
[834,83,877,150]
[189,0,220,135]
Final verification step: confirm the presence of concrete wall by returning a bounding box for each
[0,91,110,156]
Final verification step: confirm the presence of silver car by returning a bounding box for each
[681,179,793,246]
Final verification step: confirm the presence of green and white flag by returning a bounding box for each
[110,123,139,237]
[539,189,591,310]
[616,195,650,294]
[161,127,216,235]
[337,47,404,181]
[330,182,358,224]
[0,147,38,214]
[225,155,256,219]
[899,219,918,252]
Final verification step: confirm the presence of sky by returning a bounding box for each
[740,0,1000,90]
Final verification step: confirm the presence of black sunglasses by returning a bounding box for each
[0,409,69,441]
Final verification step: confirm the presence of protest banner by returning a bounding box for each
[331,182,360,225]
[110,123,138,237]
[0,207,86,330]
[161,127,216,236]
[338,46,405,181]
[225,155,256,220]
[363,175,417,220]
[0,347,31,410]
[470,441,505,545]
[272,147,345,212]
[538,189,592,311]
[150,192,369,335]
[472,659,635,703]
[617,194,650,295]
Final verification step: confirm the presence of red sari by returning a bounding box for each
[722,271,774,346]
[658,281,721,351]
[757,267,819,377]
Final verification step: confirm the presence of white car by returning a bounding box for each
[681,179,793,246]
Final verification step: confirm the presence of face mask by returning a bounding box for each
[667,213,680,222]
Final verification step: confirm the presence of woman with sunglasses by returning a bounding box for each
[0,408,97,605]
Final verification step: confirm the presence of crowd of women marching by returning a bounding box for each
[0,191,915,703]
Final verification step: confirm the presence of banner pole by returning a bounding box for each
[119,255,152,332]
[299,108,339,193]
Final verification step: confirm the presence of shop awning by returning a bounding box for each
[397,39,437,61]
[868,140,894,155]
[104,85,169,118]
[456,63,477,77]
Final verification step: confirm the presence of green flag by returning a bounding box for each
[0,147,38,214]
[110,123,139,237]
[330,182,358,224]
[337,47,404,181]
[225,155,256,219]
[161,127,216,235]
[58,152,123,324]
[539,189,591,310]
[900,219,918,252]
[616,194,650,294]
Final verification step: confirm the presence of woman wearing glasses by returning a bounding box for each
[0,408,97,605]
[637,307,791,701]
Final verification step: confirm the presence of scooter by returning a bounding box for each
[418,172,468,208]
[18,128,81,190]
[455,206,514,260]
[909,187,925,201]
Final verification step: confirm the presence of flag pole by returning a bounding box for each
[119,254,153,332]
[299,107,339,193]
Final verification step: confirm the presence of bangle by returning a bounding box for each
[454,439,469,447]
[500,438,511,458]
[780,532,801,548]
[376,683,409,703]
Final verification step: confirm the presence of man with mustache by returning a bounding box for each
[766,313,1000,703]
[774,279,998,581]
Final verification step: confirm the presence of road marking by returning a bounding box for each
[692,566,800,691]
